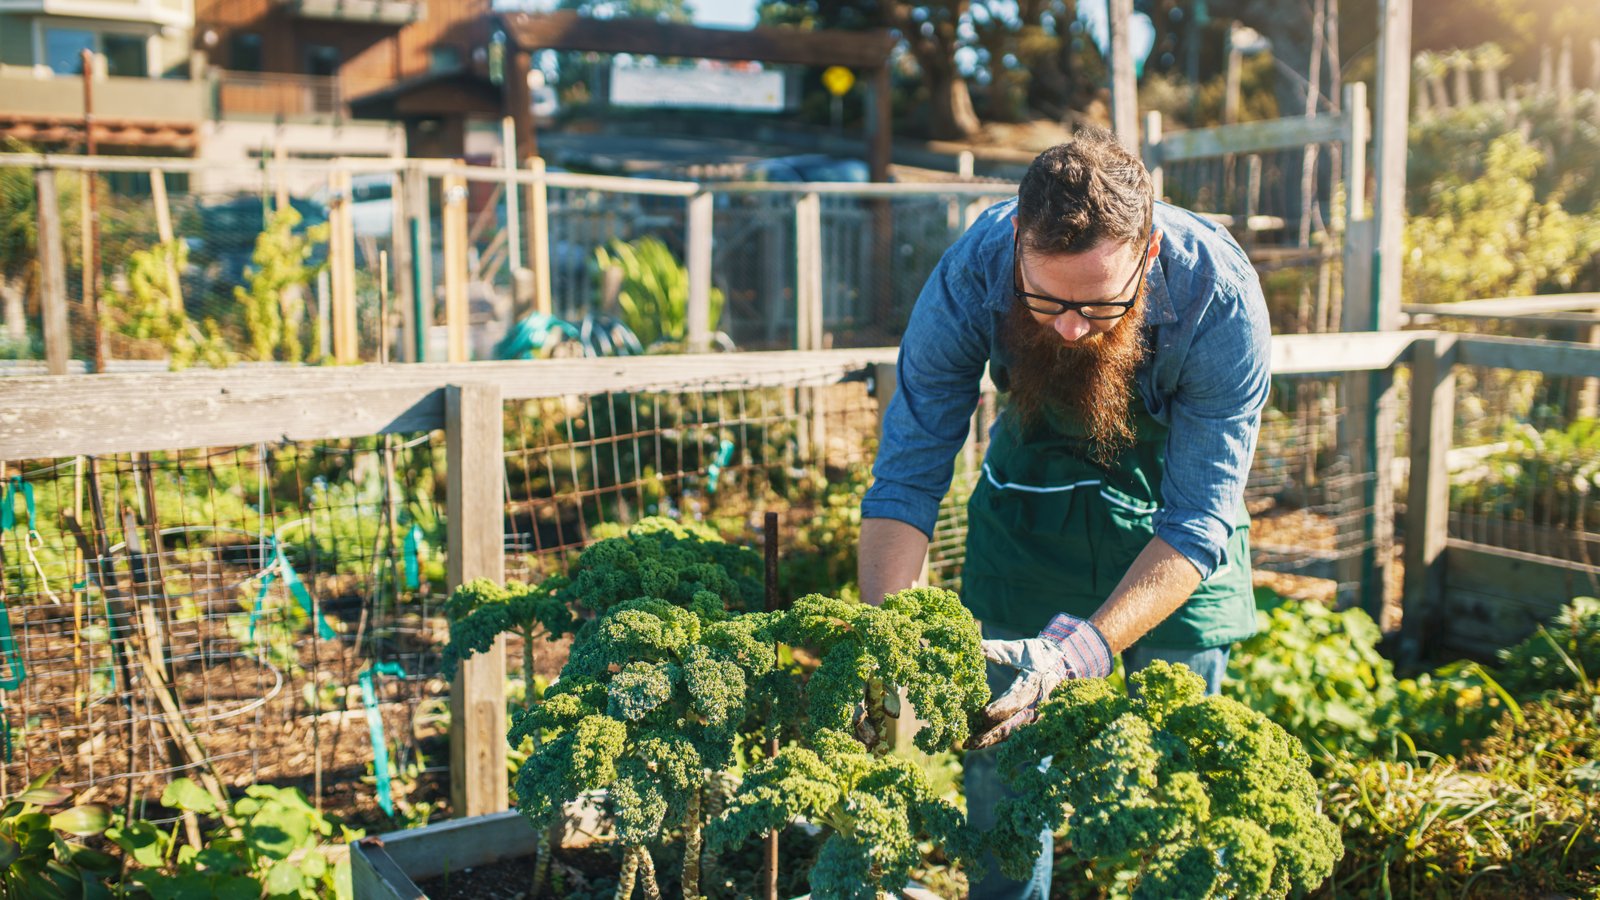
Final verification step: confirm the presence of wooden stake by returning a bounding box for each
[762,511,780,900]
[149,169,184,314]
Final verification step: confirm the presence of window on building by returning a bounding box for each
[429,46,463,73]
[45,29,95,76]
[231,33,263,72]
[305,44,339,77]
[102,33,148,77]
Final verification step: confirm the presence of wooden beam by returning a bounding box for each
[1151,115,1351,163]
[35,169,70,376]
[1403,293,1600,318]
[1456,334,1600,379]
[0,348,899,458]
[1400,335,1455,662]
[446,383,508,818]
[500,11,897,69]
[1270,330,1420,375]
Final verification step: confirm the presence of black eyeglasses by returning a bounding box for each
[1012,231,1153,320]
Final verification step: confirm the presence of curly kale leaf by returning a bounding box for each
[710,731,973,900]
[773,589,990,753]
[991,660,1343,897]
[560,517,760,616]
[441,577,574,672]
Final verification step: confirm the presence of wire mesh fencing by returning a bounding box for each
[1446,360,1600,572]
[0,437,449,826]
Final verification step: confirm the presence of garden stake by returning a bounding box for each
[762,511,781,900]
[136,454,174,681]
[357,662,406,816]
[83,457,140,827]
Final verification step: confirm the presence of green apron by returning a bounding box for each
[962,391,1257,650]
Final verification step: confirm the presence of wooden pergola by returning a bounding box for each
[497,11,900,181]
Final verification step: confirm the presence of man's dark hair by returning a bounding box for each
[1017,126,1153,255]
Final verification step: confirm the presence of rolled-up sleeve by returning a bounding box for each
[1153,281,1272,579]
[860,255,990,538]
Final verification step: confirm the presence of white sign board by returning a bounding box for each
[610,62,785,112]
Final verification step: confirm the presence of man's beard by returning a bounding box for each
[998,285,1150,465]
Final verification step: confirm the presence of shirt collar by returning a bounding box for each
[1142,255,1178,327]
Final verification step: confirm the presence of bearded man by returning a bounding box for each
[858,128,1271,899]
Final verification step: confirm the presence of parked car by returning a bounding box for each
[744,154,871,183]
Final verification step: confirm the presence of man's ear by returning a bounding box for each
[1147,228,1164,264]
[1011,215,1019,234]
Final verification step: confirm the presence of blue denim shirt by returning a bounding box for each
[862,198,1272,579]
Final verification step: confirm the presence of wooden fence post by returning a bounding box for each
[1142,111,1164,200]
[447,383,508,817]
[391,166,415,364]
[36,169,71,375]
[1401,335,1456,663]
[442,174,469,363]
[501,118,523,275]
[794,192,823,353]
[526,157,553,318]
[329,169,359,363]
[686,190,713,353]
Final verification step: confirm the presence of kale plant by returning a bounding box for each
[991,661,1342,899]
[772,587,989,753]
[708,728,973,900]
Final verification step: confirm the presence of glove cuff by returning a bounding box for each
[1039,614,1114,679]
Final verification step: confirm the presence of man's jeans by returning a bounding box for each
[965,624,1231,900]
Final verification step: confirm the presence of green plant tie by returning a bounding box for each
[358,662,407,816]
[1,476,34,532]
[247,550,279,643]
[0,597,23,691]
[249,538,336,641]
[275,542,336,640]
[403,525,423,591]
[706,439,736,494]
[0,477,61,605]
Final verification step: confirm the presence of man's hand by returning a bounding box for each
[968,613,1113,750]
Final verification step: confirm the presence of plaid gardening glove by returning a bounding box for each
[967,613,1113,750]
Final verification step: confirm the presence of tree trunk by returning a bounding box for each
[893,0,981,140]
[927,68,981,139]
